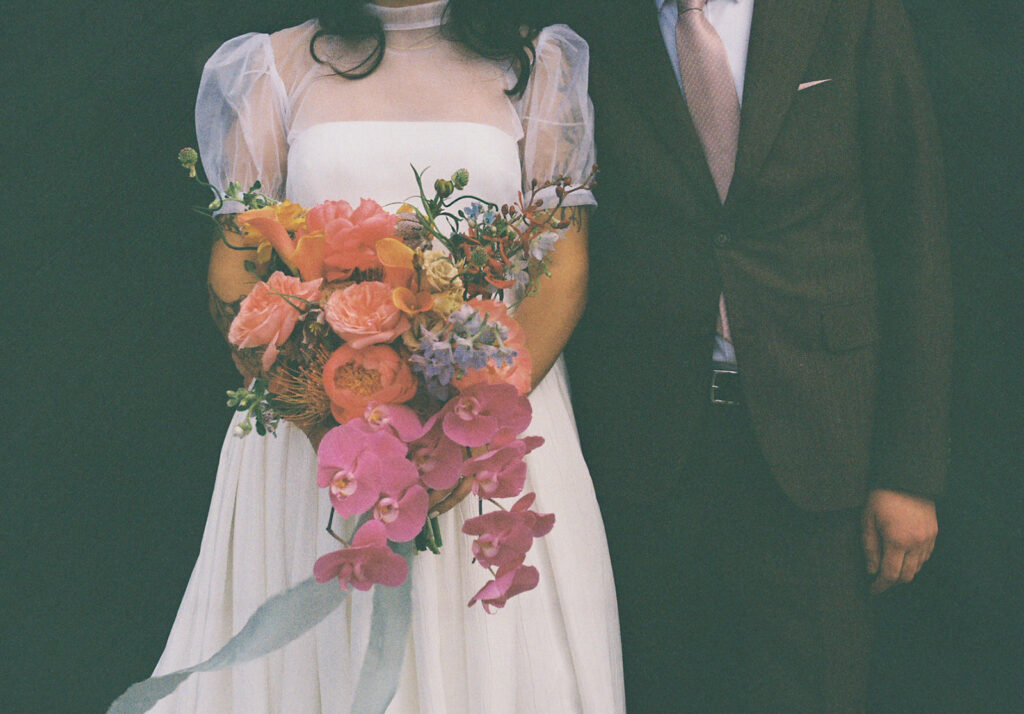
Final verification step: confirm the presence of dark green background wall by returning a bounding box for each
[2,1,1020,711]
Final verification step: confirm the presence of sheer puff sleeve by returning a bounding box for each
[514,25,597,209]
[196,32,289,210]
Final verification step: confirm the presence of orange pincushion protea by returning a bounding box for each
[322,344,418,423]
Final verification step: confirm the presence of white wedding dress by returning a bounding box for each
[151,3,623,713]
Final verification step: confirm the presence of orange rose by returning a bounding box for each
[451,299,532,395]
[324,281,411,350]
[228,271,323,371]
[309,199,398,282]
[322,344,418,423]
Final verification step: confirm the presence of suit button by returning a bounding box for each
[713,232,731,247]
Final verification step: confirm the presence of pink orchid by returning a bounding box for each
[408,415,466,491]
[317,422,418,518]
[442,383,533,448]
[362,402,428,443]
[462,437,544,498]
[313,520,409,591]
[508,492,556,538]
[462,493,554,569]
[467,564,541,613]
[372,485,429,542]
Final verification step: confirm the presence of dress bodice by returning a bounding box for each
[286,120,522,208]
[195,5,595,213]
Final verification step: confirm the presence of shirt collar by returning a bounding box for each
[656,0,737,10]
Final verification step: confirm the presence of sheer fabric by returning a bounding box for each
[157,4,622,713]
[196,7,596,210]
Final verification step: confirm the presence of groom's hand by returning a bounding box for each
[862,489,938,594]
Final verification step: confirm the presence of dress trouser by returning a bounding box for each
[603,394,872,713]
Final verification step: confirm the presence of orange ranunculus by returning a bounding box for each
[451,299,532,396]
[322,344,418,423]
[228,271,323,371]
[309,199,399,282]
[324,281,411,350]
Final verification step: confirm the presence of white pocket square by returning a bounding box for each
[797,78,833,91]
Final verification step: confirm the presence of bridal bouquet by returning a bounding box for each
[179,148,593,611]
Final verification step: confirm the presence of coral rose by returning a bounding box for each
[324,281,411,350]
[450,299,532,395]
[323,344,418,423]
[309,198,398,282]
[228,271,323,371]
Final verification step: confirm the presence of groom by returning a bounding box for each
[565,0,950,710]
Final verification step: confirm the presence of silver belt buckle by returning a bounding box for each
[711,367,741,406]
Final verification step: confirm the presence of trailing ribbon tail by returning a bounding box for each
[108,542,415,714]
[351,542,415,713]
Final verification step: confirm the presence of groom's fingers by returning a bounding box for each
[861,511,881,575]
[898,550,925,583]
[871,542,907,594]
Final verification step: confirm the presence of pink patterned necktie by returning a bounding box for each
[676,0,739,344]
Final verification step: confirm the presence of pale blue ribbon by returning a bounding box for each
[108,542,415,714]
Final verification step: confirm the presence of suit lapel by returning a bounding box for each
[612,0,721,209]
[729,0,833,203]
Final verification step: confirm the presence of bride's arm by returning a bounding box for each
[512,206,590,391]
[427,206,589,517]
[208,236,334,449]
[207,229,263,384]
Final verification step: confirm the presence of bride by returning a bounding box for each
[149,1,624,712]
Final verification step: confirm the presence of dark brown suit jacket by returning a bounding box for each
[566,0,951,510]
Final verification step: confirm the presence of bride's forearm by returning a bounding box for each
[209,225,261,304]
[208,226,263,382]
[512,207,590,391]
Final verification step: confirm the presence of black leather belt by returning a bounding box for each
[710,365,742,406]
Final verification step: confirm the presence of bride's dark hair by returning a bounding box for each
[310,0,541,96]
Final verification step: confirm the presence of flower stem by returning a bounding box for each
[325,510,350,547]
[429,515,442,549]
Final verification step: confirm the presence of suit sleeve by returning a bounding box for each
[858,0,951,498]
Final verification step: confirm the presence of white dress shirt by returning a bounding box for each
[656,0,755,104]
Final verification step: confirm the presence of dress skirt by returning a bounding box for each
[151,356,625,713]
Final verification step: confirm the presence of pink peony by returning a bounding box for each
[228,271,323,371]
[467,564,541,613]
[324,281,411,349]
[441,383,533,448]
[451,299,532,396]
[313,520,409,591]
[310,198,398,282]
[317,421,418,518]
